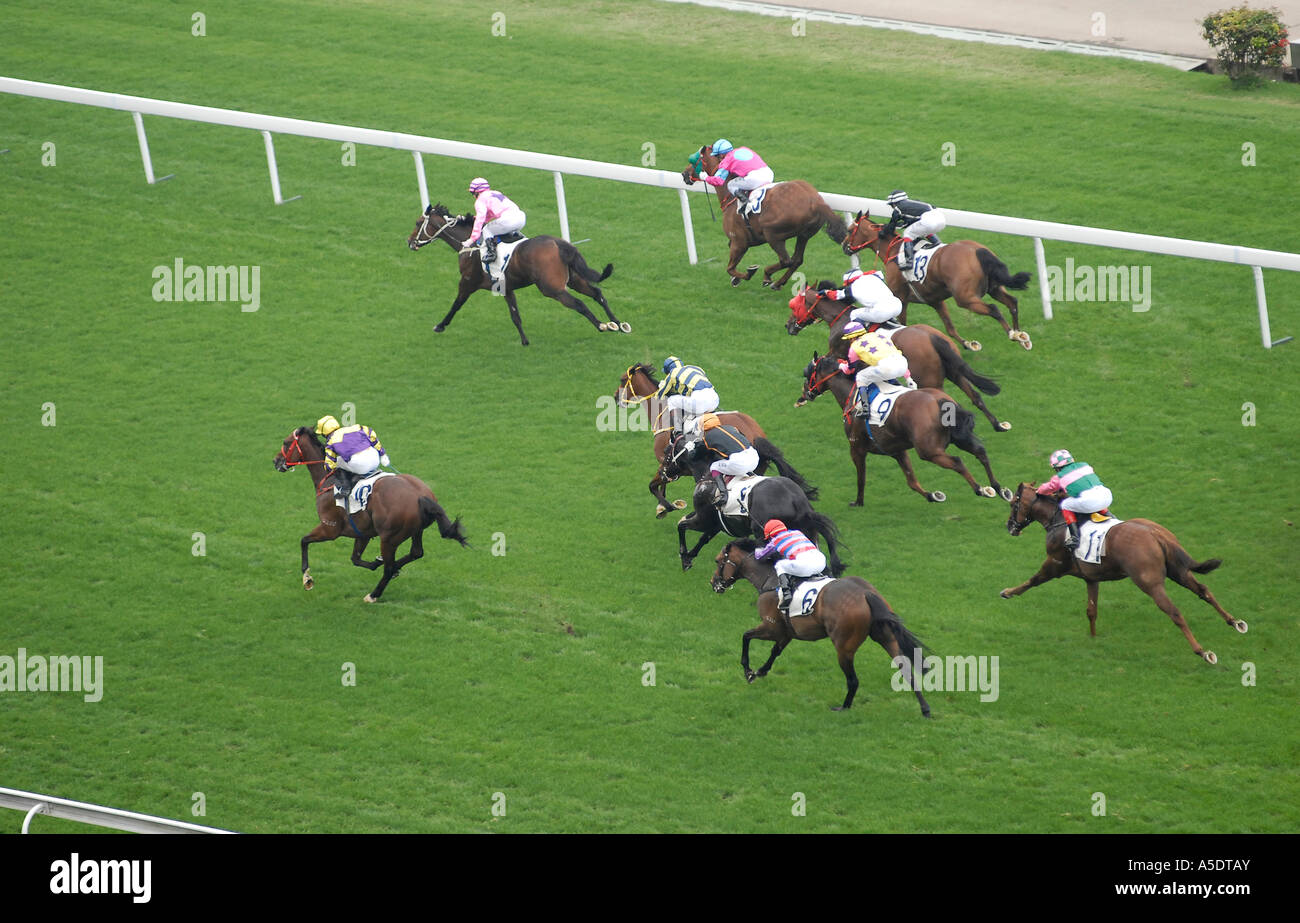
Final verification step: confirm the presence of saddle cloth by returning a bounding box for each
[744,183,777,215]
[335,471,397,513]
[902,241,943,284]
[790,576,835,617]
[720,474,765,518]
[484,238,525,288]
[857,381,911,427]
[1075,515,1124,565]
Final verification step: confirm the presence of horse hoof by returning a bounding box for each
[303,576,314,591]
[673,499,687,510]
[363,594,377,603]
[760,279,772,289]
[928,491,947,503]
[1201,650,1218,665]
[731,276,742,287]
[1013,330,1033,350]
[433,324,446,333]
[1000,588,1014,599]
[997,421,1012,432]
[922,708,932,719]
[681,559,694,572]
[655,504,668,518]
[979,486,997,498]
[849,500,863,507]
[999,487,1015,501]
[619,322,632,333]
[1234,619,1248,634]
[745,671,757,684]
[964,340,982,352]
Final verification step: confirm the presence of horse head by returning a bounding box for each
[797,351,837,406]
[843,211,884,256]
[275,427,324,473]
[711,541,746,593]
[407,202,464,251]
[1006,482,1042,536]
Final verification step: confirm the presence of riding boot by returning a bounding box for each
[709,471,729,510]
[333,469,353,501]
[483,236,498,266]
[1062,508,1080,549]
[899,238,916,269]
[776,572,796,612]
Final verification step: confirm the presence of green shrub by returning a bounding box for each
[1202,5,1290,86]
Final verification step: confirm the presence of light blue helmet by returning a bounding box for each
[711,139,734,157]
[663,356,683,374]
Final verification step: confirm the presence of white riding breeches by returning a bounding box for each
[1061,485,1113,515]
[710,446,759,478]
[846,273,903,324]
[855,354,910,389]
[483,209,526,238]
[776,550,827,579]
[727,167,774,197]
[902,209,946,241]
[667,388,719,431]
[337,447,380,476]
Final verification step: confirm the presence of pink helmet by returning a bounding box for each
[1050,449,1074,469]
[842,321,866,339]
[468,177,490,194]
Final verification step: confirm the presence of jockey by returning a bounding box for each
[315,415,390,497]
[683,412,759,510]
[816,268,904,329]
[1036,450,1113,550]
[838,322,914,421]
[882,190,946,271]
[754,519,828,614]
[655,356,720,433]
[700,140,774,215]
[462,178,526,268]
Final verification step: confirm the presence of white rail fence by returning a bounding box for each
[0,786,236,834]
[2,76,1294,348]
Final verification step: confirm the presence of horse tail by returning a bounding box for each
[930,332,1000,396]
[418,496,470,548]
[1191,558,1223,574]
[976,248,1030,291]
[558,238,613,283]
[822,207,849,244]
[1166,540,1222,578]
[752,437,818,501]
[805,510,847,577]
[945,404,982,455]
[865,591,927,674]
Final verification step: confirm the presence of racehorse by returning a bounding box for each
[274,428,468,602]
[661,434,844,575]
[842,213,1032,352]
[407,202,629,346]
[711,540,931,715]
[1001,482,1248,664]
[800,353,1013,505]
[616,362,812,517]
[683,146,847,290]
[786,283,1010,432]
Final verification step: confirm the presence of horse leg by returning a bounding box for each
[952,289,1013,340]
[567,275,624,331]
[350,536,382,571]
[1085,580,1099,636]
[364,536,401,603]
[1139,579,1216,663]
[989,287,1030,347]
[743,623,789,682]
[892,451,942,503]
[849,436,867,507]
[434,278,477,333]
[544,286,609,332]
[503,288,530,346]
[928,298,980,352]
[767,235,809,290]
[916,445,984,498]
[724,237,755,287]
[677,513,717,571]
[300,523,340,590]
[1000,555,1073,599]
[389,529,425,572]
[831,648,860,711]
[878,627,931,717]
[1172,566,1244,632]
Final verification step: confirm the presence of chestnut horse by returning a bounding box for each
[683,146,847,290]
[616,362,807,517]
[799,353,1012,505]
[786,284,1010,432]
[711,540,930,715]
[407,203,628,346]
[1001,482,1248,664]
[843,213,1032,352]
[274,428,468,602]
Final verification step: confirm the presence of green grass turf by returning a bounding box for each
[1,0,1297,833]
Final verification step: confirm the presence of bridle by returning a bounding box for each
[788,288,851,333]
[276,431,337,496]
[409,206,463,251]
[711,546,743,592]
[1007,486,1037,536]
[844,216,881,254]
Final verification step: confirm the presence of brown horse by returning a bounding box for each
[786,284,1010,432]
[407,202,628,346]
[1001,482,1248,664]
[617,362,799,517]
[842,213,1032,352]
[799,353,1012,505]
[274,428,468,602]
[711,540,931,715]
[682,146,847,290]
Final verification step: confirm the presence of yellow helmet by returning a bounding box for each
[315,415,341,437]
[699,413,722,431]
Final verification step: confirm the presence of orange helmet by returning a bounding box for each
[763,519,787,539]
[699,413,722,431]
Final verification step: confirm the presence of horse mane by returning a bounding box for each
[295,427,323,449]
[632,362,658,384]
[728,538,759,553]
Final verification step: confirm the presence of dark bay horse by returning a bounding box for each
[843,213,1032,352]
[800,353,1012,505]
[683,146,847,290]
[274,428,468,602]
[661,434,843,575]
[407,203,628,345]
[786,284,1010,432]
[616,362,804,517]
[1002,482,1248,664]
[711,540,930,715]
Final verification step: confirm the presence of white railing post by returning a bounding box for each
[1034,237,1052,320]
[21,801,47,834]
[131,112,173,185]
[413,151,429,210]
[261,130,300,205]
[553,171,570,241]
[1254,266,1271,348]
[679,188,697,265]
